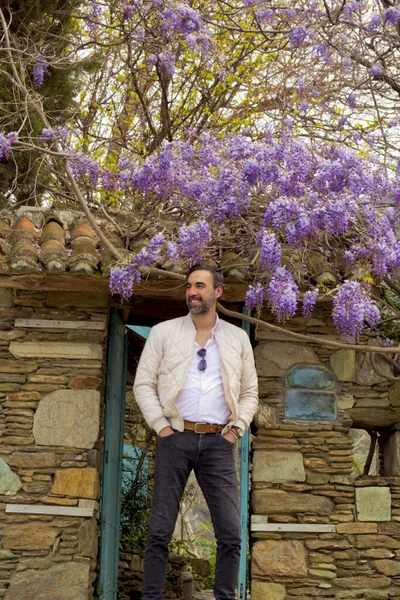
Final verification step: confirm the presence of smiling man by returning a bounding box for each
[134,264,258,600]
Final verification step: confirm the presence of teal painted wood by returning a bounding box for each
[99,309,128,600]
[238,312,251,600]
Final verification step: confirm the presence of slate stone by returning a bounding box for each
[77,518,98,559]
[356,352,392,386]
[0,289,13,308]
[3,524,58,550]
[253,404,278,429]
[329,349,356,382]
[0,459,22,495]
[252,489,334,515]
[373,560,400,576]
[252,540,307,576]
[9,341,102,361]
[4,562,90,600]
[254,341,319,377]
[252,450,305,483]
[251,581,285,600]
[8,452,58,469]
[33,390,100,449]
[356,487,391,522]
[51,468,100,499]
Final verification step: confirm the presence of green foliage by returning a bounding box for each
[119,449,151,550]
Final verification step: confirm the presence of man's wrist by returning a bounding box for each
[230,426,244,439]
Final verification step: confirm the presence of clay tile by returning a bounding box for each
[41,220,65,244]
[13,216,37,240]
[70,222,96,241]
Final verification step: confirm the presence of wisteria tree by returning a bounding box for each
[1,0,400,365]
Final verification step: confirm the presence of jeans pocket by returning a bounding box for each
[219,433,236,446]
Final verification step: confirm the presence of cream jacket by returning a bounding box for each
[133,314,258,434]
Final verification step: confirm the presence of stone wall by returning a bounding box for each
[251,310,400,600]
[0,287,108,600]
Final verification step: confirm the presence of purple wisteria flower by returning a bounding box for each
[367,15,381,33]
[347,93,357,108]
[258,230,281,272]
[69,153,101,186]
[158,49,176,76]
[266,267,299,322]
[290,26,308,46]
[302,289,318,317]
[332,281,380,338]
[369,64,383,76]
[245,283,265,311]
[0,131,18,160]
[167,242,180,262]
[383,8,400,26]
[85,1,102,31]
[299,101,309,115]
[32,56,49,87]
[178,220,211,263]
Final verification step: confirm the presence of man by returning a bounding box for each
[134,264,258,600]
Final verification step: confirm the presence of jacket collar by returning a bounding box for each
[183,312,220,332]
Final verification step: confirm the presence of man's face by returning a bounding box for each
[186,270,222,315]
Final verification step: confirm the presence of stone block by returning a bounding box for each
[0,289,13,308]
[3,524,58,550]
[251,582,285,600]
[356,352,392,386]
[33,390,100,449]
[329,348,356,381]
[384,431,400,476]
[0,359,38,373]
[0,459,22,495]
[356,487,391,522]
[252,540,307,576]
[334,575,390,589]
[4,562,90,600]
[373,560,400,576]
[336,523,377,534]
[252,450,305,483]
[253,404,278,429]
[9,341,103,361]
[254,341,319,377]
[8,452,58,469]
[355,535,400,549]
[77,518,98,559]
[252,489,334,515]
[51,468,100,499]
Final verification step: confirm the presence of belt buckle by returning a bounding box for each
[194,422,204,434]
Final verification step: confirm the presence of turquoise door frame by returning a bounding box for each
[99,309,128,600]
[99,313,252,599]
[238,312,251,600]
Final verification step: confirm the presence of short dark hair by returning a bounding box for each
[186,264,224,290]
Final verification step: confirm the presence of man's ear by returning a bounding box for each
[215,285,223,299]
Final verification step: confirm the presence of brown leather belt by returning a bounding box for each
[183,421,225,434]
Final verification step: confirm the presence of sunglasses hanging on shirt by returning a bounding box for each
[197,348,207,372]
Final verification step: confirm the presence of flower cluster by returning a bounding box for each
[258,230,281,272]
[302,289,319,318]
[32,56,49,88]
[0,132,18,160]
[266,267,299,322]
[332,281,380,338]
[245,283,265,311]
[40,127,68,143]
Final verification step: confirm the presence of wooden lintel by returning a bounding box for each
[5,503,94,518]
[0,274,248,302]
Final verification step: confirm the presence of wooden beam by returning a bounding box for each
[14,319,106,330]
[250,522,336,533]
[0,274,248,302]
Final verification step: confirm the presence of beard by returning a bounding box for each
[187,294,215,315]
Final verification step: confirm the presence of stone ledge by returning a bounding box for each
[5,503,94,517]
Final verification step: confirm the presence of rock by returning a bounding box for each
[253,404,278,429]
[336,523,377,534]
[0,330,25,342]
[356,352,392,386]
[0,459,22,495]
[51,468,100,499]
[3,524,58,550]
[8,452,58,469]
[252,540,307,576]
[384,432,400,476]
[356,487,391,522]
[191,558,212,578]
[77,518,98,559]
[252,451,305,483]
[0,289,13,308]
[69,377,101,389]
[33,390,100,449]
[334,575,390,589]
[0,550,18,560]
[0,360,38,374]
[0,374,26,383]
[252,489,334,515]
[355,535,400,549]
[9,341,103,361]
[4,562,90,600]
[251,581,285,600]
[254,341,319,377]
[372,560,400,576]
[349,407,400,429]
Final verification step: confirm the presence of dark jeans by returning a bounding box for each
[142,430,241,600]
